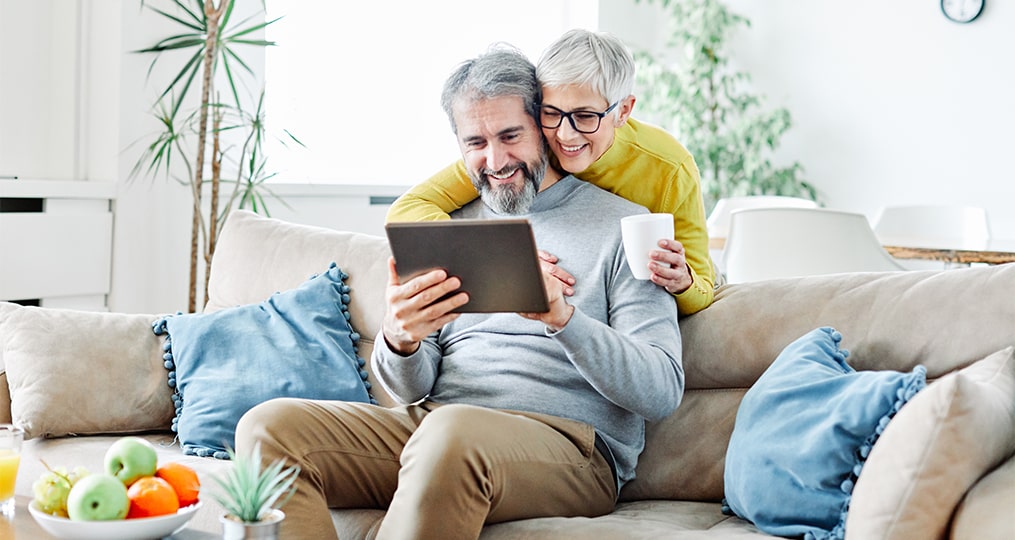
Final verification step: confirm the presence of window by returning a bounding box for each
[264,1,598,186]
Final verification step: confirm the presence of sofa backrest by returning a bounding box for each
[623,263,1015,502]
[206,210,397,406]
[203,211,1015,502]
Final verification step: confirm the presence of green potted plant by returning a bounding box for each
[212,443,300,540]
[632,0,819,213]
[131,0,300,313]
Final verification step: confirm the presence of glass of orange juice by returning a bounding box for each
[0,425,22,516]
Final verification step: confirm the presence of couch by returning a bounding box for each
[1,209,1013,539]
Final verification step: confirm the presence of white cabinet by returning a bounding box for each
[0,180,115,311]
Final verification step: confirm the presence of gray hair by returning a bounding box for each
[440,44,541,134]
[537,29,635,113]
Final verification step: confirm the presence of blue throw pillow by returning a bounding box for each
[152,263,374,459]
[722,327,926,540]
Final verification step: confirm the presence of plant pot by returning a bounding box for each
[220,509,285,540]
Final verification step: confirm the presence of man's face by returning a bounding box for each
[453,95,548,215]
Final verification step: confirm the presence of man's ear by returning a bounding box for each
[613,94,636,126]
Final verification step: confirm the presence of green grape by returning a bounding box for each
[32,464,90,517]
[33,471,71,516]
[67,466,90,486]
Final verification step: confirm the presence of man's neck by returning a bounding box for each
[537,164,566,193]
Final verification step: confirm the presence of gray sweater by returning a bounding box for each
[373,175,683,487]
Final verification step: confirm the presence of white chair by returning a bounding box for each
[873,204,991,250]
[722,207,906,283]
[707,196,820,280]
[873,205,991,270]
[707,196,820,240]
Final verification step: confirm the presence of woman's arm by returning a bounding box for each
[386,161,479,222]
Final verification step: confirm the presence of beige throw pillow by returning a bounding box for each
[1,305,174,439]
[844,346,1015,540]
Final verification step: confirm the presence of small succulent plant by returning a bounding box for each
[212,443,300,523]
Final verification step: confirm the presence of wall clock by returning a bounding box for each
[941,0,985,23]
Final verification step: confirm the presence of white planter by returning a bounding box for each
[220,509,285,540]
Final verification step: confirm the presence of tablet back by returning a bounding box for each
[385,219,549,313]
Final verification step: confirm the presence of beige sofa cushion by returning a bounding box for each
[0,301,18,373]
[206,210,390,337]
[205,210,396,407]
[0,304,174,439]
[845,346,1015,540]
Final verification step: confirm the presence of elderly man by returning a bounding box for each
[235,45,682,540]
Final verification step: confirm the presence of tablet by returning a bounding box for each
[385,219,549,313]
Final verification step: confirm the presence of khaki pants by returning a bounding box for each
[235,398,617,540]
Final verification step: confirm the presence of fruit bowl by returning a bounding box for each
[29,500,202,540]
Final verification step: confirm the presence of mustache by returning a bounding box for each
[481,163,527,180]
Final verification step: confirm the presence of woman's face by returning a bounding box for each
[539,84,633,174]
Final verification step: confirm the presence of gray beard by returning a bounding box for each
[470,153,548,215]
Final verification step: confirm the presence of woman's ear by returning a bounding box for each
[613,94,636,126]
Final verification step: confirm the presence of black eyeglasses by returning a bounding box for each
[539,102,619,134]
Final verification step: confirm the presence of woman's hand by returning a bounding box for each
[649,238,693,295]
[521,256,575,332]
[538,250,575,296]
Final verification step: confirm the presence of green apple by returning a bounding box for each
[66,474,129,521]
[104,437,158,486]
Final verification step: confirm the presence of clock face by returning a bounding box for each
[941,0,985,23]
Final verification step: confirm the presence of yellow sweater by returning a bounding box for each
[387,118,715,315]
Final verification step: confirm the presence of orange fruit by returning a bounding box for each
[126,476,179,519]
[156,462,201,507]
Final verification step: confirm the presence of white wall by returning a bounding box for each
[602,0,1015,237]
[4,1,1014,314]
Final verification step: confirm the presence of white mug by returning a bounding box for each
[621,213,674,280]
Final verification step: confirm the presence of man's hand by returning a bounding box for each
[648,238,693,295]
[538,250,575,297]
[381,257,468,355]
[520,257,575,332]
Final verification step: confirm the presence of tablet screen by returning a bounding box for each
[385,219,549,313]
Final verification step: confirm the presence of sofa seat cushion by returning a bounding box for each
[478,500,770,539]
[327,501,773,540]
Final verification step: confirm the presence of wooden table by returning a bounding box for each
[2,496,52,539]
[710,236,1015,265]
[878,236,1015,265]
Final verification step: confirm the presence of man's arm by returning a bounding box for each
[547,262,684,422]
[372,258,468,403]
[386,161,479,223]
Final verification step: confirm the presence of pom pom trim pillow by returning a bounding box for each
[153,263,375,459]
[723,327,926,540]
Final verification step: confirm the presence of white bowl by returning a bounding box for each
[29,500,202,540]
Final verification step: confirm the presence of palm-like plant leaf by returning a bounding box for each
[132,0,293,313]
[212,443,300,523]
